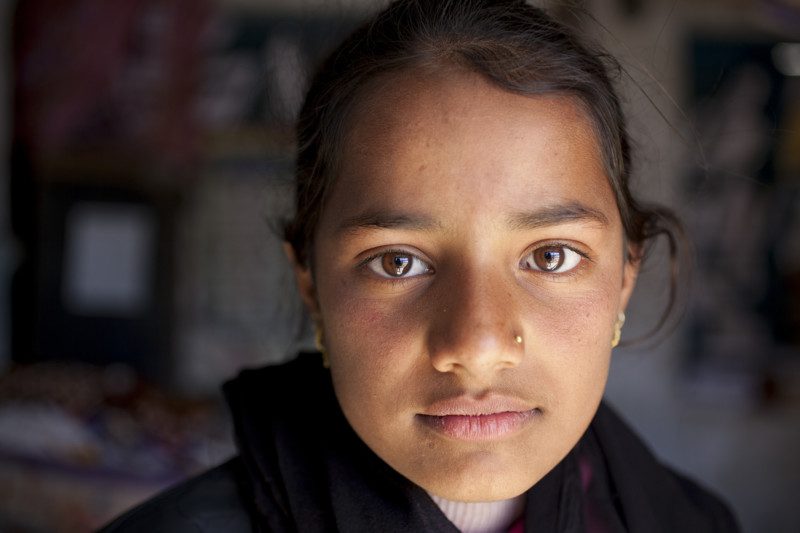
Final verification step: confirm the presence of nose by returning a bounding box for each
[426,265,524,380]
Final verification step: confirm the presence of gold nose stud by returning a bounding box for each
[514,335,523,345]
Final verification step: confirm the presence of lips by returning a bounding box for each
[417,395,540,441]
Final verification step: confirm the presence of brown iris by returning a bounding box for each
[382,253,413,276]
[532,246,564,271]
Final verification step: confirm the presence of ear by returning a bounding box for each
[283,242,320,317]
[618,244,641,313]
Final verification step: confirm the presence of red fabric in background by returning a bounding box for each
[13,0,210,168]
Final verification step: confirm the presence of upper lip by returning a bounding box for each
[421,394,536,417]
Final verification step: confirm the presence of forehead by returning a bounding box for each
[321,69,615,231]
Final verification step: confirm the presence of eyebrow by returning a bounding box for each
[506,202,609,230]
[338,211,441,234]
[337,201,609,235]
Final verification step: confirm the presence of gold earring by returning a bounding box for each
[611,312,626,348]
[314,322,330,368]
[514,335,523,345]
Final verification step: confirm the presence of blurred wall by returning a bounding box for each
[1,0,14,371]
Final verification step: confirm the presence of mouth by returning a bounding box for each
[417,395,541,441]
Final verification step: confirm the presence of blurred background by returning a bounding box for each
[0,0,798,531]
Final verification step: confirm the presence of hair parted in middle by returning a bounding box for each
[284,0,684,338]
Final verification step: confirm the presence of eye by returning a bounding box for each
[365,251,432,279]
[522,245,583,273]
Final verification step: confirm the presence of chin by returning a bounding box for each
[421,471,536,502]
[408,449,546,502]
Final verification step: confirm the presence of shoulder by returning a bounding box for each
[591,402,740,532]
[97,457,255,533]
[670,470,741,532]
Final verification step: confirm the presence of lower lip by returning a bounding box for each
[417,410,539,441]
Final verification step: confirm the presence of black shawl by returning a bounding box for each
[100,353,739,532]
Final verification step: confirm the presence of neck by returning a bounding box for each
[428,493,525,533]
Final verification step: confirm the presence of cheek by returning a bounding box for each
[323,288,423,402]
[327,293,418,359]
[527,278,618,343]
[523,282,619,404]
[324,292,432,456]
[321,269,430,353]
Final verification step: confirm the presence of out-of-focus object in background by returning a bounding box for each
[682,35,800,408]
[10,0,212,386]
[0,360,232,532]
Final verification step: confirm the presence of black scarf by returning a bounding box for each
[224,354,738,532]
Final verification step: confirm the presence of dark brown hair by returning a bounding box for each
[284,0,683,337]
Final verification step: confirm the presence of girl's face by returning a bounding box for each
[291,70,638,501]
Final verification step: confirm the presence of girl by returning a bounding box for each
[101,1,739,531]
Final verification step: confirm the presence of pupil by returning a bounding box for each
[383,254,411,276]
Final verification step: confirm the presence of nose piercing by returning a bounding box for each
[514,335,523,345]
